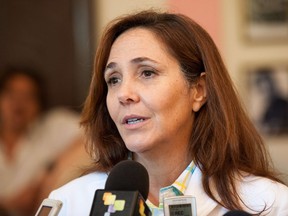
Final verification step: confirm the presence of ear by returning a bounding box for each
[191,72,207,112]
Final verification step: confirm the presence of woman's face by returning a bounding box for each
[0,74,40,131]
[105,28,197,155]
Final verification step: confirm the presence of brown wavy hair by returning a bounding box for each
[81,10,282,211]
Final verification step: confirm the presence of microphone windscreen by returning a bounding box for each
[223,210,251,216]
[105,160,149,200]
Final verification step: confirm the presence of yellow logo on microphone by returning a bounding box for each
[102,192,147,216]
[102,192,125,214]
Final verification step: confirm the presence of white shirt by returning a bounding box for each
[49,166,288,216]
[0,108,82,199]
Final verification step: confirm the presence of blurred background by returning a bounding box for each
[0,0,94,110]
[0,0,287,215]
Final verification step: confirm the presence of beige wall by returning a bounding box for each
[221,0,288,183]
[93,0,167,44]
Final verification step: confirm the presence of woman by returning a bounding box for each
[0,68,88,216]
[49,10,288,215]
[0,68,46,215]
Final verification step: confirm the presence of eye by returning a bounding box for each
[106,76,121,86]
[141,70,156,78]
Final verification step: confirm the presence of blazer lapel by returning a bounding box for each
[185,167,219,215]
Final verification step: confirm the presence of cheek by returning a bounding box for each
[0,98,12,113]
[106,93,117,120]
[143,91,176,124]
[27,102,40,115]
[151,84,188,109]
[152,88,193,121]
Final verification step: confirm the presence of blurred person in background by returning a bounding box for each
[0,67,90,216]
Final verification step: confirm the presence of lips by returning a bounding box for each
[126,118,144,124]
[122,115,147,125]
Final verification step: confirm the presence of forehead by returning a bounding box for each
[6,74,34,84]
[3,74,38,91]
[108,28,176,64]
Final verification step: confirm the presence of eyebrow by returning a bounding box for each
[105,62,117,73]
[104,57,159,73]
[130,57,159,65]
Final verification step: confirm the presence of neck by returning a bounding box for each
[0,126,25,161]
[134,147,192,206]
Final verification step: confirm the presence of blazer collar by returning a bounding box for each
[185,166,219,215]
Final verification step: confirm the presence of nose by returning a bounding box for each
[117,80,140,105]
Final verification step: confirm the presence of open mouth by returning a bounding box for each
[126,118,145,125]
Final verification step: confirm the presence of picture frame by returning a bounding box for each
[244,64,288,136]
[244,0,288,41]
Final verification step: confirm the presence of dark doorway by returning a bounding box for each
[0,0,95,111]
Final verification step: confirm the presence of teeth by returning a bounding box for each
[127,118,144,124]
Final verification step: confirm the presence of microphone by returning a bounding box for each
[35,198,63,216]
[163,196,196,216]
[223,210,252,216]
[89,160,151,216]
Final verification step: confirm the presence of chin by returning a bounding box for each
[125,143,149,154]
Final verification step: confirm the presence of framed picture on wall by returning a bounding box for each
[245,64,288,136]
[245,0,288,41]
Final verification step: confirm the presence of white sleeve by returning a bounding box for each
[239,176,288,215]
[271,182,288,216]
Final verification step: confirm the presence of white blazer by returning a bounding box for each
[49,167,288,216]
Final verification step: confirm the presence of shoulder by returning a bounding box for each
[49,172,108,216]
[238,175,288,215]
[187,167,288,215]
[42,108,82,136]
[240,174,287,192]
[50,171,107,196]
[239,174,288,198]
[31,108,83,157]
